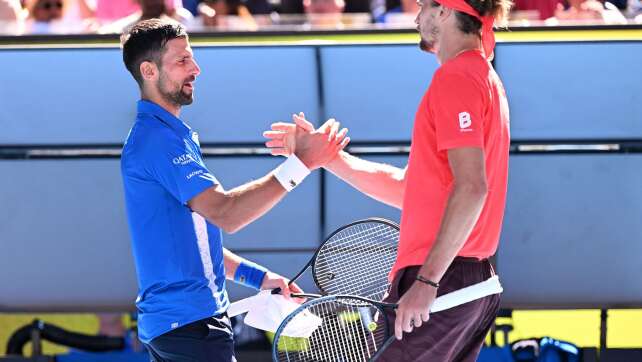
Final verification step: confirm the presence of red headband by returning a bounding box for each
[434,0,495,60]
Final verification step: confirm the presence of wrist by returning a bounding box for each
[274,154,311,192]
[234,261,268,290]
[324,150,346,173]
[415,274,440,289]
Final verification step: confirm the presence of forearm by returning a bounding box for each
[325,151,406,209]
[223,248,262,279]
[223,248,269,290]
[417,183,488,283]
[215,174,287,233]
[223,248,243,279]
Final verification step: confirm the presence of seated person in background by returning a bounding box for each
[23,0,91,33]
[374,0,417,24]
[303,0,347,28]
[100,0,192,33]
[550,0,627,23]
[194,0,269,15]
[93,0,140,22]
[511,0,561,20]
[197,0,259,29]
[26,0,65,22]
[627,0,642,19]
[553,0,604,20]
[91,0,186,23]
[343,0,370,13]
[0,0,23,20]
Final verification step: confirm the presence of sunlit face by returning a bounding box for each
[155,37,201,107]
[304,0,344,14]
[414,0,441,53]
[33,0,64,22]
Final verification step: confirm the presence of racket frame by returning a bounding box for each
[279,217,399,297]
[271,294,398,362]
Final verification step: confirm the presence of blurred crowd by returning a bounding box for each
[0,0,640,34]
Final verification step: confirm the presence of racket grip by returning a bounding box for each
[270,290,320,299]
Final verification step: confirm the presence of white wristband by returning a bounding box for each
[274,154,311,192]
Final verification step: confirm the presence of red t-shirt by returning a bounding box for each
[390,49,510,280]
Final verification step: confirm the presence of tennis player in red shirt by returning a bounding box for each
[266,0,512,359]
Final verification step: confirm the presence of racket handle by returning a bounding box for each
[371,336,396,361]
[270,289,321,299]
[270,279,296,294]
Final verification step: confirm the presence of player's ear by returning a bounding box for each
[140,61,158,82]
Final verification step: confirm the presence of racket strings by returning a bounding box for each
[277,299,388,362]
[314,222,399,301]
[316,230,397,299]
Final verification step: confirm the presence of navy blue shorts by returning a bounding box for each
[145,314,236,362]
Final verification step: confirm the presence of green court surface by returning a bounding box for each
[1,310,641,356]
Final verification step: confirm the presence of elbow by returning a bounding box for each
[202,197,245,234]
[455,180,488,201]
[210,209,246,234]
[209,214,244,234]
[221,220,244,234]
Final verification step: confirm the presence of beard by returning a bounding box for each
[419,39,435,53]
[419,24,439,53]
[158,73,194,107]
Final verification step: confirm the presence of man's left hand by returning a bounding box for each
[394,281,437,340]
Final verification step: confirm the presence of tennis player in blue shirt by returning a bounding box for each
[120,19,349,362]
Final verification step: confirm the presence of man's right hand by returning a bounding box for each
[263,112,350,169]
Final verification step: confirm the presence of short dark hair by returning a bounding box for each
[431,0,513,35]
[121,19,188,86]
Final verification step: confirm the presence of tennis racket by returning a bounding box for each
[272,275,503,362]
[228,218,399,317]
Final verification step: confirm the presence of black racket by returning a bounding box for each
[276,218,400,301]
[272,276,503,362]
[228,218,399,317]
[272,295,395,362]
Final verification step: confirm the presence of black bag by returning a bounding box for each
[511,337,580,362]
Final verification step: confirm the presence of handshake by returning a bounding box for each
[263,112,350,171]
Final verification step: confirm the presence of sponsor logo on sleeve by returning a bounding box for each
[458,112,473,132]
[187,169,204,180]
[173,153,195,166]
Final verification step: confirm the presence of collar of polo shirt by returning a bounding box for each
[137,100,193,138]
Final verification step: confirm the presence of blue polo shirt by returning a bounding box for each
[121,100,229,343]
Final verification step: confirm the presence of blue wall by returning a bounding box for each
[1,41,641,311]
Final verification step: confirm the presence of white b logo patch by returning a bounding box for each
[458,112,472,129]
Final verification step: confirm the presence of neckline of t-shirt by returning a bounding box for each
[455,48,483,59]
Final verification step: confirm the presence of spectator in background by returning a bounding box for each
[23,0,93,33]
[100,0,193,33]
[630,0,642,20]
[511,0,561,20]
[179,0,270,17]
[181,0,200,14]
[26,0,65,22]
[90,0,186,23]
[550,0,627,23]
[0,0,23,20]
[343,0,370,13]
[93,0,140,22]
[374,0,418,23]
[553,0,604,20]
[197,0,258,29]
[63,0,93,20]
[303,0,345,27]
